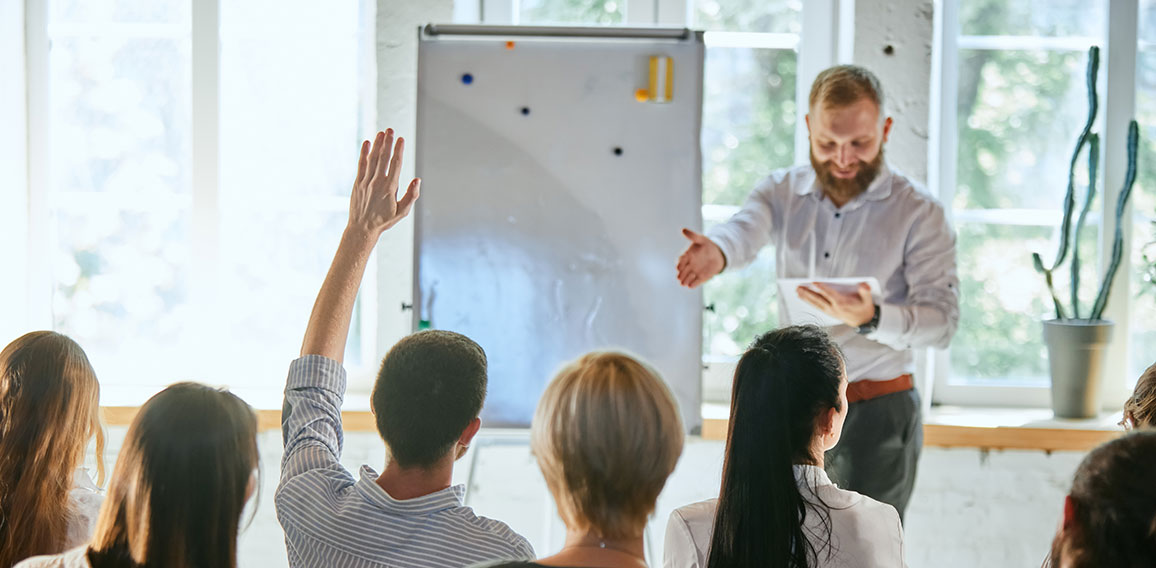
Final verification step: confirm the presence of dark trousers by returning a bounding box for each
[824,388,922,521]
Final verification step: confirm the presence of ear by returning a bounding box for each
[458,417,482,448]
[805,113,812,134]
[882,116,893,143]
[820,406,837,438]
[1062,495,1076,530]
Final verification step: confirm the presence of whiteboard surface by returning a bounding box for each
[415,30,704,429]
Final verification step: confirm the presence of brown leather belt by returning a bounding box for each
[847,374,913,404]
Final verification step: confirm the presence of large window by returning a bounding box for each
[935,0,1144,406]
[28,0,373,397]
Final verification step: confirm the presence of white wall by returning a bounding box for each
[851,0,935,184]
[1,0,30,343]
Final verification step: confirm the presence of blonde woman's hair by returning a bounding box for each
[1123,362,1156,429]
[0,331,105,567]
[87,382,258,568]
[531,352,684,540]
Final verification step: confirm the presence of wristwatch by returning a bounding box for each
[857,304,881,335]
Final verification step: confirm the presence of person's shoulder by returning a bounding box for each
[14,546,91,568]
[449,507,536,555]
[672,498,718,523]
[757,164,814,193]
[885,169,947,212]
[468,562,543,568]
[274,463,357,519]
[822,486,902,534]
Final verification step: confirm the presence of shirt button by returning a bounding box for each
[835,213,841,218]
[824,252,831,258]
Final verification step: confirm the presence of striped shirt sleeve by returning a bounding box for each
[280,355,348,482]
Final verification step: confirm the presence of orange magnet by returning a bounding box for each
[635,88,650,102]
[505,41,516,50]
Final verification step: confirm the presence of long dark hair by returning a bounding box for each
[86,383,258,568]
[1047,430,1156,568]
[706,325,844,568]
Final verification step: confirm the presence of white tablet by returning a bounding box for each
[776,277,882,327]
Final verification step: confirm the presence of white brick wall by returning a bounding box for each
[78,428,1079,568]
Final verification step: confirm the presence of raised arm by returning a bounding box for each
[301,129,420,362]
[277,130,419,484]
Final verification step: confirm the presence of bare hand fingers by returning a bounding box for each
[376,129,395,181]
[797,286,831,310]
[366,131,386,178]
[385,137,405,196]
[355,140,370,185]
[397,178,420,216]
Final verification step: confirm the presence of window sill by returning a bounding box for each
[701,404,1124,452]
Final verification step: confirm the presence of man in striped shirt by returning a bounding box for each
[276,130,535,567]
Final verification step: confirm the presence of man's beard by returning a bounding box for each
[810,148,884,203]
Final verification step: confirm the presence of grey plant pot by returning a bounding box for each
[1043,319,1114,419]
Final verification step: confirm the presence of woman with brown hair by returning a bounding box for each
[0,331,106,567]
[478,351,685,568]
[1122,362,1156,430]
[17,382,259,568]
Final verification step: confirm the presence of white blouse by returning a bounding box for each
[14,546,91,568]
[64,468,104,550]
[664,465,905,568]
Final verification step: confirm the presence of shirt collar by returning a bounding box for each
[355,465,466,515]
[796,162,894,204]
[793,464,835,490]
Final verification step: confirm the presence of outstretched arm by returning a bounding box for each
[278,130,419,487]
[301,129,420,362]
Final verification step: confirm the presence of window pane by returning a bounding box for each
[702,47,796,206]
[51,0,189,24]
[1130,47,1156,382]
[219,0,367,379]
[951,223,1056,385]
[52,208,194,383]
[955,48,1099,211]
[218,209,355,374]
[703,247,777,357]
[694,0,800,34]
[519,0,623,25]
[220,1,361,199]
[50,36,191,195]
[960,0,1105,38]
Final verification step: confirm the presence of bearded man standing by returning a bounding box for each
[676,65,959,519]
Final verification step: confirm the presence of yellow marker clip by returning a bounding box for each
[648,56,673,103]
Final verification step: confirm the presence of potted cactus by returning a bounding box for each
[1033,46,1140,419]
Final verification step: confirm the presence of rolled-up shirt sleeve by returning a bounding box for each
[705,177,777,271]
[870,201,960,350]
[280,355,347,482]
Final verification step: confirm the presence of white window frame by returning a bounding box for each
[930,0,1139,408]
[18,0,380,397]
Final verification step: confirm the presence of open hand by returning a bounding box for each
[677,228,726,288]
[347,129,420,237]
[797,282,875,327]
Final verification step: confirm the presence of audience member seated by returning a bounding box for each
[16,382,259,568]
[1122,362,1156,430]
[0,331,106,567]
[477,351,685,568]
[664,325,903,568]
[276,130,533,568]
[1046,430,1156,567]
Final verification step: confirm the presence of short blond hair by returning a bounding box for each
[531,352,684,539]
[808,64,885,115]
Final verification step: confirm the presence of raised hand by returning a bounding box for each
[347,129,421,237]
[676,228,726,288]
[796,282,876,328]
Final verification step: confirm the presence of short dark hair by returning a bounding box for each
[372,330,487,469]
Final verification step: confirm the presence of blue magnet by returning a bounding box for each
[461,73,474,85]
[521,107,530,116]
